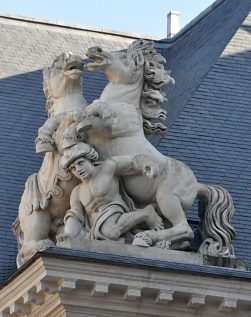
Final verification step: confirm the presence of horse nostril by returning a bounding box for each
[97,47,103,53]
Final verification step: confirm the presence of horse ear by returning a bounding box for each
[43,67,50,81]
[135,51,144,67]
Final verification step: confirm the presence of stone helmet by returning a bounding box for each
[60,142,99,170]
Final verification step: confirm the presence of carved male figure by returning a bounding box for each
[58,142,164,242]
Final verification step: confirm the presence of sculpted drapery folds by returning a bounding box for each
[13,40,236,267]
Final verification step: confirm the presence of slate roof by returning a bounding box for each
[157,0,251,262]
[0,0,251,284]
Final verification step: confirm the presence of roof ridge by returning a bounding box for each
[0,12,162,41]
[170,0,225,42]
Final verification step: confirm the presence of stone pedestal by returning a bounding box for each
[58,238,204,265]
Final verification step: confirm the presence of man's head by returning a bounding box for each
[60,142,99,175]
[68,157,95,180]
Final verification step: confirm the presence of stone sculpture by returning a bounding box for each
[84,40,236,256]
[14,52,88,266]
[14,40,236,267]
[57,142,163,243]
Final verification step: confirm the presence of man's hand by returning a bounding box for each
[86,100,106,117]
[86,100,116,121]
[133,154,158,178]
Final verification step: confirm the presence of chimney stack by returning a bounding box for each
[167,11,180,38]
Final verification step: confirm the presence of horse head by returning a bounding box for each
[86,40,175,135]
[43,52,84,116]
[86,43,145,85]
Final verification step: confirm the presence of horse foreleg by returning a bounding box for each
[35,113,66,153]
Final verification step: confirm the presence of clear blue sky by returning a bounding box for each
[0,0,215,37]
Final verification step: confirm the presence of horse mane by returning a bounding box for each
[128,40,175,135]
[43,70,54,117]
[43,54,62,117]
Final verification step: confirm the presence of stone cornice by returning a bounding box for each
[1,253,251,317]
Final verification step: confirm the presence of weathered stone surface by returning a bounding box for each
[14,52,88,266]
[14,39,236,267]
[1,253,251,317]
[57,238,204,265]
[82,40,236,257]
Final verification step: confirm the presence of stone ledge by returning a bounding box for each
[1,254,251,317]
[57,238,248,271]
[203,254,247,271]
[57,238,204,265]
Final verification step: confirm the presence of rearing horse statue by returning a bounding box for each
[85,40,235,258]
[14,52,88,266]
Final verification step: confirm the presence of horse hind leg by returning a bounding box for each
[133,193,194,247]
[19,210,54,266]
[156,193,194,242]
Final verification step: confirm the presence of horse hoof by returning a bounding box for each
[35,137,55,153]
[62,137,78,149]
[132,237,150,247]
[77,230,90,240]
[76,120,93,133]
[132,232,152,247]
[37,239,54,251]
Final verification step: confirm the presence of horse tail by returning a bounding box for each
[197,183,236,258]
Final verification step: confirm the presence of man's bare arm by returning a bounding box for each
[102,155,157,177]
